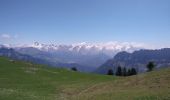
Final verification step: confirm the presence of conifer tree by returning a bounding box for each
[147,61,155,72]
[71,67,77,71]
[116,66,122,76]
[107,69,114,75]
[131,68,137,75]
[122,67,127,76]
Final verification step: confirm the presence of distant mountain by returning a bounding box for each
[0,47,50,65]
[13,42,144,68]
[14,46,110,69]
[0,47,94,72]
[0,42,145,72]
[95,48,170,74]
[21,42,144,56]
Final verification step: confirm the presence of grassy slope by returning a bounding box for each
[0,57,170,100]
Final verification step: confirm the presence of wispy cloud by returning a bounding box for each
[0,34,19,39]
[0,34,11,39]
[0,34,19,44]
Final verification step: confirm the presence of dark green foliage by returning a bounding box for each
[147,61,155,72]
[122,67,127,76]
[127,68,137,76]
[131,68,137,75]
[107,69,114,75]
[71,67,77,71]
[116,66,122,76]
[115,66,137,76]
[127,69,131,76]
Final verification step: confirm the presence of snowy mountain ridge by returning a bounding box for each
[10,41,147,56]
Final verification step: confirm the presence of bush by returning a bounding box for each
[147,61,155,72]
[107,69,114,75]
[71,67,77,71]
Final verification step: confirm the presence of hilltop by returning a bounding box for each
[0,56,170,100]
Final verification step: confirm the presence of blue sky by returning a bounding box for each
[0,0,170,47]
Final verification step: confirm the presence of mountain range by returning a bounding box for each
[14,42,144,56]
[95,48,170,74]
[0,47,95,72]
[1,42,170,73]
[0,42,144,72]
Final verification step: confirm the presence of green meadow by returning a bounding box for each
[0,57,170,100]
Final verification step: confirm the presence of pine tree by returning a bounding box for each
[122,67,127,76]
[107,69,114,75]
[147,61,155,72]
[131,68,137,75]
[116,66,122,76]
[127,69,131,76]
[71,67,77,71]
[126,68,137,76]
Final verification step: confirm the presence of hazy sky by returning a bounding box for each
[0,0,170,47]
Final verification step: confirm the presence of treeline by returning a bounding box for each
[107,61,155,76]
[70,61,155,77]
[107,66,137,76]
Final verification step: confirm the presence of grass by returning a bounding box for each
[0,56,170,100]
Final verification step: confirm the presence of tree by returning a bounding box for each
[126,68,137,76]
[122,67,127,76]
[127,69,131,76]
[147,61,155,72]
[131,68,137,75]
[71,67,77,71]
[116,66,122,76]
[107,69,114,75]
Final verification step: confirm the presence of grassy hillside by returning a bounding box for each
[0,57,170,100]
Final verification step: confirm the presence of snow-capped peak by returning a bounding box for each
[1,41,147,56]
[29,41,146,56]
